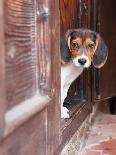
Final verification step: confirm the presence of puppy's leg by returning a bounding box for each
[61,85,70,118]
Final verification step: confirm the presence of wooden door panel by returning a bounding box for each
[3,0,51,138]
[0,0,61,155]
[92,0,116,100]
[37,0,52,93]
[0,110,47,155]
[98,0,116,99]
[5,0,38,109]
[46,0,61,154]
[0,0,6,136]
[60,0,80,32]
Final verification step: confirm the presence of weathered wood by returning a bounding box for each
[62,102,91,146]
[1,0,61,155]
[1,0,116,154]
[0,110,48,155]
[92,0,116,100]
[60,0,80,32]
[37,0,52,94]
[0,0,6,137]
[46,0,61,154]
[4,93,50,137]
[5,0,38,109]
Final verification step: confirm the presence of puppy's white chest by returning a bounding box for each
[61,62,83,88]
[61,62,83,118]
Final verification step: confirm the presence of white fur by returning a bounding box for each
[61,61,83,118]
[73,53,91,68]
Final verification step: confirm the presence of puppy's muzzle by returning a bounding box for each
[78,58,87,65]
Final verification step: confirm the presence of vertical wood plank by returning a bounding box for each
[60,0,80,32]
[47,0,61,154]
[93,0,116,100]
[36,0,52,94]
[0,0,6,136]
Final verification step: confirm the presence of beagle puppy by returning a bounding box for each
[61,28,108,118]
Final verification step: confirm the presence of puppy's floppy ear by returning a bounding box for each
[60,33,71,64]
[60,29,74,64]
[92,34,108,68]
[65,29,75,49]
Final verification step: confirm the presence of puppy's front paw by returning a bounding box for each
[61,106,70,118]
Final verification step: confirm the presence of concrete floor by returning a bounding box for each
[81,112,116,155]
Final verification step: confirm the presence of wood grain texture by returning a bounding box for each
[0,0,6,137]
[37,0,52,94]
[5,0,38,109]
[0,109,47,155]
[92,0,116,100]
[62,102,91,146]
[99,0,116,99]
[1,0,61,154]
[60,0,80,32]
[46,0,61,154]
[60,0,90,32]
[4,93,50,137]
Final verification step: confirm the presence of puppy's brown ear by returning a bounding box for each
[60,33,71,64]
[60,29,75,64]
[65,29,75,49]
[92,34,108,68]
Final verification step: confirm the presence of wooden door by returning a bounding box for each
[91,0,116,100]
[0,0,60,155]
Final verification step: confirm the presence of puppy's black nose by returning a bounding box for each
[78,58,87,65]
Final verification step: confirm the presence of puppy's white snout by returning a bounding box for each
[78,58,87,65]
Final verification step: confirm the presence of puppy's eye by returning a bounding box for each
[88,43,95,48]
[71,42,79,48]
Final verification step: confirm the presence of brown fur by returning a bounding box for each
[69,36,97,60]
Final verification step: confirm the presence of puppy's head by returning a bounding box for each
[61,29,108,68]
